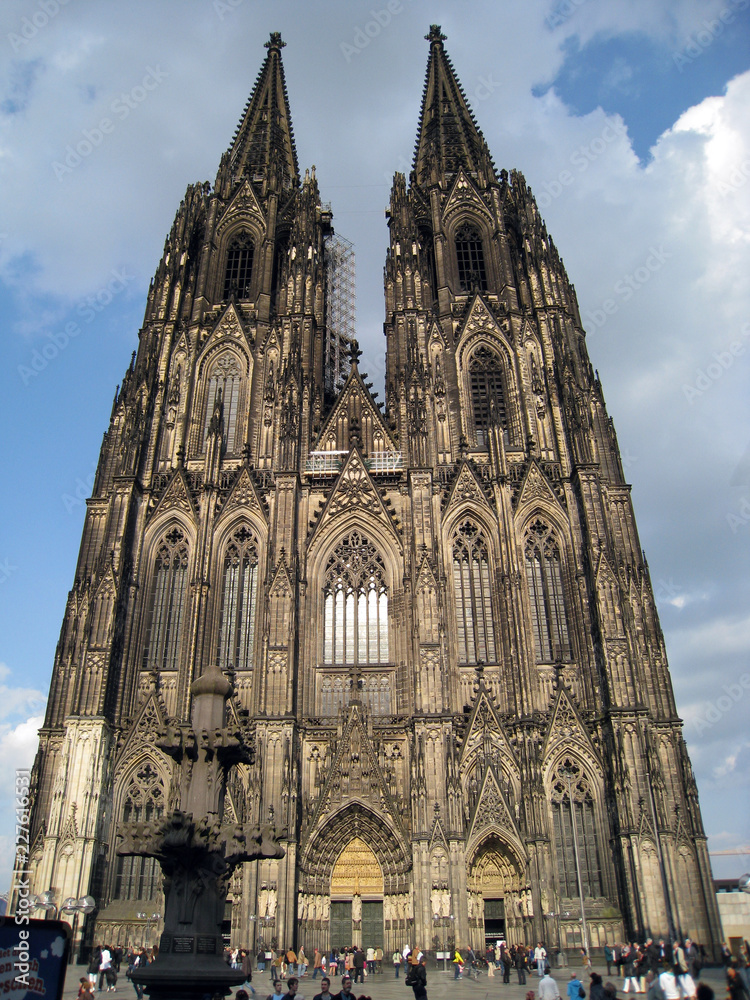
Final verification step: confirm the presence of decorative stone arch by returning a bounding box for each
[460,743,521,808]
[456,332,523,448]
[108,753,170,903]
[135,516,196,678]
[543,752,613,911]
[212,215,266,303]
[444,208,496,293]
[516,507,579,666]
[192,342,251,456]
[465,832,529,949]
[441,507,502,670]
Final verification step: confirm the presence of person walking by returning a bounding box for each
[312,978,333,1000]
[452,949,463,981]
[516,945,528,985]
[536,944,548,978]
[393,951,403,978]
[567,971,585,1000]
[539,966,562,1000]
[406,953,427,1000]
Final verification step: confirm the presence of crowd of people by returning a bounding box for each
[76,935,750,1000]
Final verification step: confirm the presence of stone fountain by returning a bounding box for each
[117,664,284,1000]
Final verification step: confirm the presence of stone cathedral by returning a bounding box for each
[24,28,723,959]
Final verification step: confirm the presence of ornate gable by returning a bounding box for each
[305,702,407,844]
[115,692,167,776]
[199,302,252,360]
[543,686,600,768]
[309,448,400,543]
[456,293,511,351]
[445,461,492,513]
[217,466,267,525]
[460,687,519,773]
[148,467,197,522]
[468,765,523,848]
[515,459,561,513]
[443,167,493,223]
[216,178,266,236]
[311,363,397,455]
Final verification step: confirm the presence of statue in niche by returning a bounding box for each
[352,893,362,924]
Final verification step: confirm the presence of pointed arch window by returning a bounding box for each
[322,532,389,665]
[114,763,165,900]
[142,528,189,672]
[217,526,259,671]
[452,520,497,664]
[524,520,570,663]
[455,222,487,292]
[470,346,508,447]
[223,231,254,299]
[550,759,603,898]
[203,354,242,453]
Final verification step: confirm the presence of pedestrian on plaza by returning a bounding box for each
[266,982,285,1000]
[79,978,96,1000]
[567,971,585,1000]
[535,944,548,978]
[539,966,561,1000]
[393,951,403,978]
[604,945,614,978]
[283,977,303,1000]
[644,970,665,1000]
[516,945,528,985]
[452,948,463,981]
[406,953,427,1000]
[334,975,355,1000]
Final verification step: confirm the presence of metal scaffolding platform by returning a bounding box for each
[323,228,355,395]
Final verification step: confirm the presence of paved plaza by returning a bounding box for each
[61,962,729,1000]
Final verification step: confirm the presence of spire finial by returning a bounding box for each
[265,31,286,51]
[426,24,447,44]
[349,338,362,366]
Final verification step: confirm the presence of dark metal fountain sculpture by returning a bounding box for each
[118,664,284,1000]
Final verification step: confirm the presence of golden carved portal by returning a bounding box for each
[330,837,384,898]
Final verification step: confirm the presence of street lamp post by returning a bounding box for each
[136,911,162,948]
[559,767,589,956]
[30,893,96,962]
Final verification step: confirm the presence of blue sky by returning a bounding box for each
[0,0,748,894]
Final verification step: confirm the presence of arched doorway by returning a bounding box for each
[467,836,528,948]
[330,837,384,949]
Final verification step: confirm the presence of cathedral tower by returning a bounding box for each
[22,29,721,959]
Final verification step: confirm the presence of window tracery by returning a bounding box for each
[142,528,189,672]
[114,763,165,900]
[470,346,507,447]
[452,520,497,664]
[455,222,487,292]
[322,532,389,666]
[217,525,259,671]
[223,231,254,299]
[203,354,242,453]
[550,758,603,899]
[524,519,570,663]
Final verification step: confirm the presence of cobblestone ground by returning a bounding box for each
[61,963,729,1000]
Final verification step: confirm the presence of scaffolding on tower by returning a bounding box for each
[323,221,356,397]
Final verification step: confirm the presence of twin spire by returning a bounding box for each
[227,27,493,192]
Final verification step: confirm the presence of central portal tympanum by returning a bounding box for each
[330,837,384,948]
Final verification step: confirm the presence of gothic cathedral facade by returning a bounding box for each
[24,28,723,958]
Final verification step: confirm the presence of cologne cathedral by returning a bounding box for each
[24,28,722,959]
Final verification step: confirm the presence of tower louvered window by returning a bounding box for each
[470,346,507,447]
[452,520,497,664]
[142,528,189,672]
[524,520,570,662]
[223,232,254,299]
[217,526,259,672]
[114,763,165,900]
[550,759,603,898]
[323,532,389,665]
[455,222,487,291]
[203,354,241,453]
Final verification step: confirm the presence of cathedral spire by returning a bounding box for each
[413,25,496,187]
[225,31,300,190]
